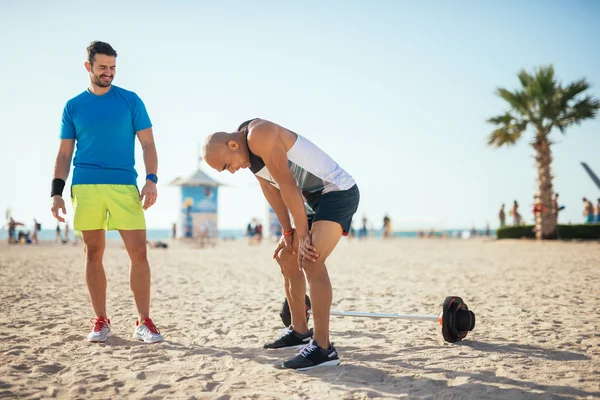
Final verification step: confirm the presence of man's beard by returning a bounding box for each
[91,73,113,88]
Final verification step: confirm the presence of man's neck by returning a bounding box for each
[89,83,111,96]
[234,130,250,155]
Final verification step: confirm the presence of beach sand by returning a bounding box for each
[1,238,599,399]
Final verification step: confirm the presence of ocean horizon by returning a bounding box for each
[1,227,495,242]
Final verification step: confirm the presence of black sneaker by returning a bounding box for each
[263,327,314,349]
[282,339,340,370]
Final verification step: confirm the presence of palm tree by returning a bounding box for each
[487,65,600,239]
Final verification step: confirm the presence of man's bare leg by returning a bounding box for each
[119,230,151,321]
[300,221,343,349]
[82,230,107,318]
[276,230,310,334]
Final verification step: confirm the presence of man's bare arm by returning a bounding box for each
[53,139,75,181]
[249,122,309,236]
[256,175,293,233]
[136,128,158,177]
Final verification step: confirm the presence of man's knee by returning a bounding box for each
[301,257,327,280]
[275,249,298,276]
[84,244,104,262]
[128,243,148,264]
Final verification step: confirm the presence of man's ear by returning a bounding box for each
[84,62,92,73]
[227,140,239,151]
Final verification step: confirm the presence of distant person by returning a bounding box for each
[32,219,40,244]
[485,222,490,237]
[382,214,392,239]
[55,223,62,243]
[532,196,547,222]
[360,216,368,240]
[49,41,163,343]
[255,223,264,244]
[64,221,70,244]
[552,193,559,224]
[7,217,18,244]
[247,218,257,245]
[498,204,506,227]
[511,200,521,226]
[171,223,177,239]
[147,240,168,249]
[596,198,600,224]
[246,221,253,242]
[583,197,594,224]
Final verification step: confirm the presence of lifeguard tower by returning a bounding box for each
[169,158,221,239]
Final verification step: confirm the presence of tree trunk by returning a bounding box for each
[532,134,557,240]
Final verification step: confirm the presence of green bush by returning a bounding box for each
[496,225,535,239]
[496,224,600,239]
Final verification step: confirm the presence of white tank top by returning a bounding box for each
[241,119,356,202]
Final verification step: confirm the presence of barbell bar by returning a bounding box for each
[279,295,476,343]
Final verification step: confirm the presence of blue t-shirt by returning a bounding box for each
[60,85,152,185]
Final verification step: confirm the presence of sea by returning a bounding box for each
[0,228,494,241]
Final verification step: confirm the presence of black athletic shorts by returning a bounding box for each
[306,184,360,236]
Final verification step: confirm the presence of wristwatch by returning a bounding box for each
[146,174,158,183]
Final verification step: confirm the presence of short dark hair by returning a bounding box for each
[86,41,117,65]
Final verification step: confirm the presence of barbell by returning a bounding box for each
[279,295,476,343]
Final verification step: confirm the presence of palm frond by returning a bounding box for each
[486,112,528,147]
[555,95,600,131]
[496,88,531,116]
[533,66,559,118]
[534,65,556,96]
[486,112,512,125]
[517,69,533,90]
[562,78,590,100]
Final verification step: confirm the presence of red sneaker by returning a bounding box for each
[132,318,164,343]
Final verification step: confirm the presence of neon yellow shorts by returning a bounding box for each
[71,184,146,231]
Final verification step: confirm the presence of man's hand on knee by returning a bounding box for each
[272,229,297,259]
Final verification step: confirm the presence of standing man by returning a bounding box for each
[32,219,40,244]
[50,41,164,344]
[582,197,594,224]
[498,204,506,228]
[511,200,521,226]
[203,118,359,371]
[382,214,392,238]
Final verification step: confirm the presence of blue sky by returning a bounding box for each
[1,0,599,231]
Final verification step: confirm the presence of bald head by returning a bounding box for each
[203,131,229,158]
[202,130,251,174]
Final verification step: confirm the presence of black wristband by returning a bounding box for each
[51,178,66,197]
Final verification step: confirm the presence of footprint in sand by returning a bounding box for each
[7,345,30,351]
[10,364,30,372]
[69,387,87,396]
[63,334,84,342]
[33,364,65,374]
[205,381,220,391]
[0,390,15,398]
[145,384,171,395]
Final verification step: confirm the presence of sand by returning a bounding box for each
[0,237,599,399]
